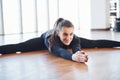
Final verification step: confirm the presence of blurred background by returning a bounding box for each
[0,0,119,34]
[0,0,120,44]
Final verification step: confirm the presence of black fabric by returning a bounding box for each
[113,18,120,32]
[0,35,47,54]
[80,37,120,48]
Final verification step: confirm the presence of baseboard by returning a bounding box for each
[91,27,112,31]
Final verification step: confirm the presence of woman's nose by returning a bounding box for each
[66,35,71,40]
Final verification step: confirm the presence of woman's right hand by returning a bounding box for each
[72,51,88,63]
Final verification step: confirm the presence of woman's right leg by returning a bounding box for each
[80,37,120,48]
[0,36,47,54]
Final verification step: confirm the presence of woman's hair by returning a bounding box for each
[53,18,74,35]
[48,18,74,47]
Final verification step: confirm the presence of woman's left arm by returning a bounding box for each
[71,36,81,53]
[71,36,88,62]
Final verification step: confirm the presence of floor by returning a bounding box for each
[0,30,120,80]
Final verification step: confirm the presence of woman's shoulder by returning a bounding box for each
[44,29,53,38]
[73,34,79,39]
[72,34,80,43]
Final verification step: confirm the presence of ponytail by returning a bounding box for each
[54,18,64,28]
[53,18,64,35]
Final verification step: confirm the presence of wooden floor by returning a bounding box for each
[0,30,120,80]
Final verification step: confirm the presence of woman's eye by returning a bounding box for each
[70,33,73,36]
[63,33,68,36]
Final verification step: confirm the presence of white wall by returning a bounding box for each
[0,0,111,35]
[0,0,3,35]
[21,0,37,33]
[117,0,120,18]
[90,0,110,29]
[37,0,49,33]
[78,0,110,30]
[2,0,21,34]
[59,0,79,30]
[48,0,59,29]
[79,0,91,32]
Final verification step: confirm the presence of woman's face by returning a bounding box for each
[58,26,74,45]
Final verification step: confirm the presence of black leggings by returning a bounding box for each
[0,36,47,54]
[80,37,120,48]
[0,37,120,54]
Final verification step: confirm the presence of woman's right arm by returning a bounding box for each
[49,46,88,63]
[50,45,73,60]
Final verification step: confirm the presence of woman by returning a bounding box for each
[0,18,120,63]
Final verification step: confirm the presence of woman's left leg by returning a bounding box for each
[80,37,120,48]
